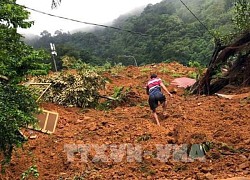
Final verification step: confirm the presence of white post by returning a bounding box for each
[50,43,57,72]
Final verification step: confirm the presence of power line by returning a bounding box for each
[18,2,218,41]
[179,0,218,40]
[17,4,153,37]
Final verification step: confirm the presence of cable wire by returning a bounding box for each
[179,0,218,40]
[17,4,153,37]
[13,1,225,41]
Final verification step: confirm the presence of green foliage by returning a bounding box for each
[140,67,151,73]
[27,0,238,66]
[0,0,50,165]
[61,55,82,69]
[0,28,50,83]
[137,133,152,142]
[107,86,131,107]
[110,63,125,75]
[171,73,182,78]
[0,2,50,83]
[97,86,133,110]
[0,84,39,163]
[188,61,205,80]
[0,1,32,29]
[21,165,39,179]
[159,67,170,74]
[188,61,201,68]
[35,65,106,108]
[187,71,198,79]
[103,61,112,70]
[111,86,131,101]
[232,0,250,32]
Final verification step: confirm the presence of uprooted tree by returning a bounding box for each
[190,32,250,94]
[34,64,106,108]
[190,0,250,95]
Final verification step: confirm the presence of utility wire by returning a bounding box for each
[17,4,153,37]
[179,0,218,40]
[15,2,222,41]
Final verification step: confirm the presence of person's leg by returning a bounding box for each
[157,92,167,116]
[162,100,167,116]
[153,111,160,126]
[149,95,160,125]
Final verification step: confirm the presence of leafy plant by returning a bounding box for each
[137,134,152,142]
[171,73,182,78]
[188,61,205,80]
[0,84,39,162]
[0,0,50,167]
[110,63,125,75]
[21,165,39,180]
[159,67,170,74]
[97,86,135,110]
[140,67,151,73]
[187,71,198,79]
[61,55,82,69]
[232,0,250,32]
[112,86,126,100]
[103,61,112,70]
[35,68,106,108]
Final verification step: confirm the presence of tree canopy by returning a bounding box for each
[0,0,50,165]
[28,0,237,67]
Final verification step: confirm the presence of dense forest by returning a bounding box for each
[25,0,236,68]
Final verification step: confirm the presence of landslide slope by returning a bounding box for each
[1,62,249,180]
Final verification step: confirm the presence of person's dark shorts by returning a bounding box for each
[148,92,166,112]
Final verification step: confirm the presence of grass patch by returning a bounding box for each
[171,73,182,78]
[187,72,198,79]
[159,67,170,74]
[137,134,152,142]
[140,67,151,73]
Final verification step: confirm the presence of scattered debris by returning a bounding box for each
[215,92,250,99]
[171,77,196,88]
[29,135,38,139]
[30,109,59,134]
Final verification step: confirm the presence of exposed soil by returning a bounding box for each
[1,62,250,180]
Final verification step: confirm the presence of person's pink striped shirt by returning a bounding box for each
[147,78,162,92]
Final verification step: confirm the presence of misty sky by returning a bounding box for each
[16,0,162,36]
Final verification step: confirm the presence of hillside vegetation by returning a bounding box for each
[26,0,236,67]
[1,0,249,179]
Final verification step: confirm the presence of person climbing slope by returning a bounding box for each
[146,74,172,126]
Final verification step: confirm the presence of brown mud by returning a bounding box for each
[1,63,249,179]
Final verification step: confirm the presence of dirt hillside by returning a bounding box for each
[1,62,250,180]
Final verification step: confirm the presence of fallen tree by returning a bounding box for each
[34,69,106,108]
[190,32,250,95]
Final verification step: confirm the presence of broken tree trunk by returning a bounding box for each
[190,32,250,95]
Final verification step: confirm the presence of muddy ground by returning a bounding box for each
[1,62,250,180]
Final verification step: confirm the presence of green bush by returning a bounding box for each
[0,84,39,164]
[0,0,50,167]
[35,67,106,108]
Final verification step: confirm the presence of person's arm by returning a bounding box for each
[160,82,172,97]
[146,86,149,95]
